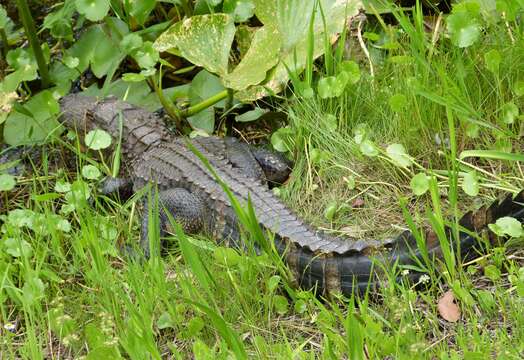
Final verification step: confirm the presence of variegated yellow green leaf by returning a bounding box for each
[222,26,281,90]
[154,14,235,76]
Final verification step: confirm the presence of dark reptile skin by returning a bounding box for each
[59,94,524,297]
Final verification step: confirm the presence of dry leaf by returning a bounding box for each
[352,198,365,208]
[437,290,460,322]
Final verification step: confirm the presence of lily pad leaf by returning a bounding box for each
[447,11,481,48]
[223,26,281,90]
[0,174,16,191]
[154,14,235,76]
[386,143,412,167]
[410,172,430,196]
[488,217,524,238]
[85,129,112,150]
[462,170,479,196]
[500,102,519,124]
[75,0,110,22]
[359,140,379,157]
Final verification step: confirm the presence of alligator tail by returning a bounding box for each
[276,190,524,297]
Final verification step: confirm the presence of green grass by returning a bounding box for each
[1,2,524,359]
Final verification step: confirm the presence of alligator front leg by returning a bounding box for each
[140,188,205,258]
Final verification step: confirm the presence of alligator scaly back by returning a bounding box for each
[59,94,524,296]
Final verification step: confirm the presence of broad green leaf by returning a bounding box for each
[359,140,378,157]
[5,238,32,258]
[187,70,227,133]
[3,91,61,146]
[389,93,407,112]
[271,127,294,152]
[484,49,501,74]
[120,33,143,54]
[124,0,156,26]
[461,171,479,196]
[500,102,519,124]
[154,14,235,76]
[222,26,281,90]
[447,11,481,48]
[85,129,112,150]
[484,264,501,282]
[75,0,110,22]
[488,217,524,238]
[386,143,412,167]
[0,174,16,191]
[235,107,268,122]
[238,0,360,101]
[91,31,126,78]
[410,173,429,196]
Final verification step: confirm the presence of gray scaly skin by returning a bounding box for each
[59,94,524,296]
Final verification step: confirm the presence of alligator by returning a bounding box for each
[59,94,524,296]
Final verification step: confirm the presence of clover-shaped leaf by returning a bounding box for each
[500,102,519,124]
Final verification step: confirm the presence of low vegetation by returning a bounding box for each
[0,0,523,359]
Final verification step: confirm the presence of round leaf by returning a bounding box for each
[0,174,16,191]
[81,165,101,180]
[85,129,112,150]
[75,0,110,22]
[410,173,430,196]
[359,140,379,157]
[488,217,524,238]
[338,61,360,84]
[447,11,481,48]
[514,81,524,97]
[462,171,479,196]
[500,102,519,124]
[386,143,412,167]
[389,94,407,112]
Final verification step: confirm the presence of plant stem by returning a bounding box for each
[16,0,50,89]
[0,28,8,59]
[181,90,228,118]
[151,75,183,126]
[224,88,234,113]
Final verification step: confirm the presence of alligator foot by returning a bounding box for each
[140,188,205,258]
